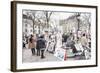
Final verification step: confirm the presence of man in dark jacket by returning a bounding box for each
[36,35,46,59]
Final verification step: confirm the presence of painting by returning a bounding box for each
[11,1,98,72]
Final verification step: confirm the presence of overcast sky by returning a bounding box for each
[50,12,74,20]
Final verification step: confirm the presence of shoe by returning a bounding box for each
[41,56,45,59]
[32,53,35,56]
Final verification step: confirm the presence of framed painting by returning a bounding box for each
[11,1,98,72]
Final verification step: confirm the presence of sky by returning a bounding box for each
[50,12,74,20]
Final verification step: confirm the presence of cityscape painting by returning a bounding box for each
[22,10,91,62]
[11,1,97,72]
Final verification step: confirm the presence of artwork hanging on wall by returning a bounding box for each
[11,1,98,72]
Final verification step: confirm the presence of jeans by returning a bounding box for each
[37,49,40,56]
[41,48,45,58]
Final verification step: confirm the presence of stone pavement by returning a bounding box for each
[22,48,60,63]
[22,48,86,63]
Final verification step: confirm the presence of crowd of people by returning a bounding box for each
[23,30,91,60]
[23,31,57,59]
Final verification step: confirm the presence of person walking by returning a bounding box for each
[80,33,90,59]
[28,34,36,55]
[36,35,46,59]
[23,38,26,49]
[81,33,88,47]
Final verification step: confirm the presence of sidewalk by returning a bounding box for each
[22,48,86,63]
[22,48,60,63]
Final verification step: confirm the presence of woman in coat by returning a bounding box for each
[28,34,36,55]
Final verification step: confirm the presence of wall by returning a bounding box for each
[0,0,99,73]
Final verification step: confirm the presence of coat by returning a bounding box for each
[28,38,36,49]
[36,38,46,50]
[81,36,88,47]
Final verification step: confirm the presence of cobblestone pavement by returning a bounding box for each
[22,48,86,63]
[22,48,60,63]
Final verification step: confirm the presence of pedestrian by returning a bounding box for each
[36,35,46,59]
[36,34,40,56]
[25,35,28,44]
[81,33,88,48]
[23,38,26,49]
[62,33,68,43]
[80,33,90,59]
[28,34,36,55]
[44,31,49,52]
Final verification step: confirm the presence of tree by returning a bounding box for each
[43,11,53,28]
[34,11,47,33]
[30,11,37,32]
[82,14,91,30]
